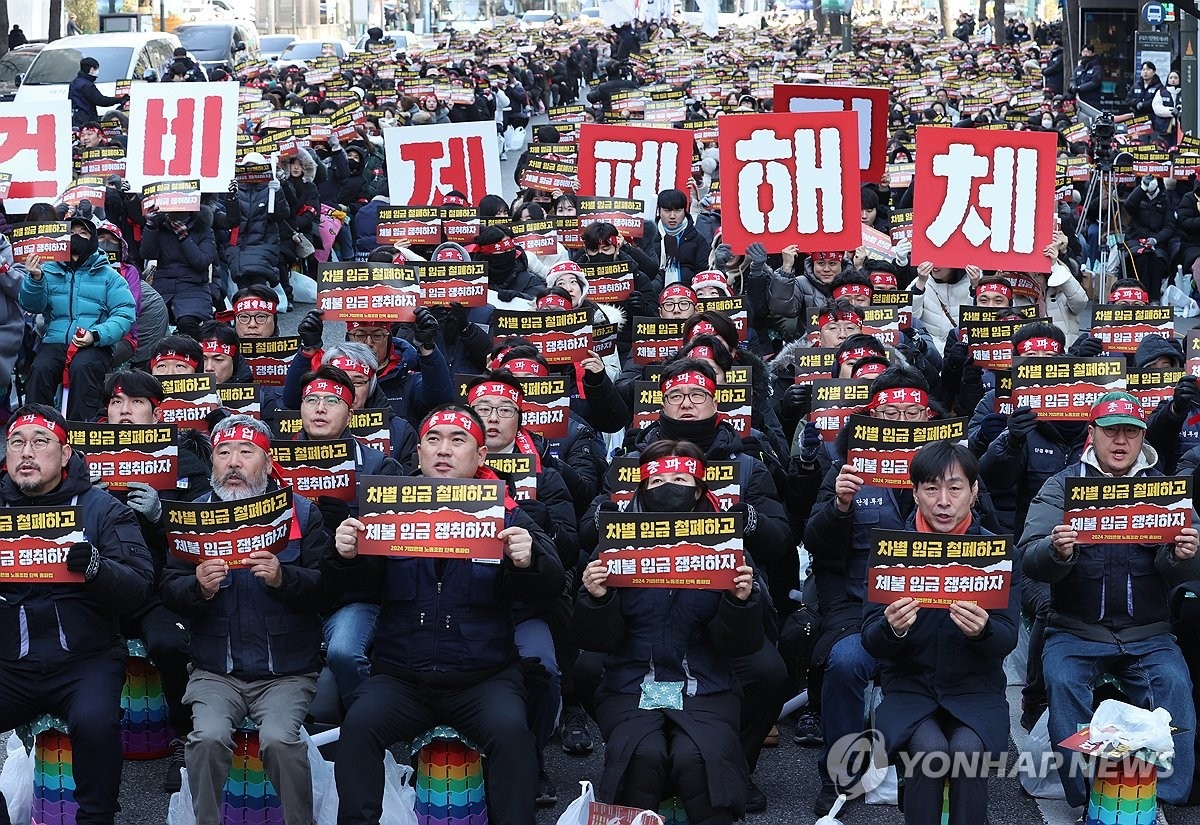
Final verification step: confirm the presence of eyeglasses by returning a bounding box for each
[472,404,520,419]
[348,330,390,344]
[663,390,713,406]
[875,406,927,421]
[302,395,347,408]
[235,313,273,325]
[1100,425,1144,439]
[661,300,694,312]
[7,436,56,453]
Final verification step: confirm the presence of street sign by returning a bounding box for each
[1143,1,1165,25]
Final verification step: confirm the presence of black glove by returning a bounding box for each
[745,242,768,265]
[943,336,969,370]
[298,310,324,350]
[442,303,468,337]
[780,383,811,422]
[898,326,927,358]
[1070,335,1103,358]
[413,306,440,347]
[713,243,735,268]
[1007,405,1038,445]
[976,413,1008,446]
[316,496,352,534]
[1173,375,1200,415]
[798,421,822,464]
[729,501,759,535]
[593,498,620,531]
[497,289,518,303]
[66,541,101,582]
[626,291,647,316]
[518,497,551,530]
[962,362,983,388]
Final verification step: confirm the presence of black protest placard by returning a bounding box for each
[809,379,872,442]
[492,308,592,365]
[579,259,634,304]
[510,219,559,256]
[486,454,538,501]
[317,262,419,323]
[867,528,1013,609]
[630,380,750,437]
[66,423,178,491]
[846,415,969,487]
[959,315,1049,371]
[697,296,748,341]
[596,511,744,590]
[631,317,685,365]
[274,408,392,455]
[1011,357,1127,422]
[1127,368,1184,411]
[217,383,261,418]
[1090,305,1175,354]
[1064,476,1193,544]
[79,145,126,177]
[0,507,86,582]
[271,439,357,503]
[415,260,488,308]
[356,476,505,562]
[11,222,70,262]
[793,348,839,385]
[239,337,298,387]
[578,197,645,238]
[517,156,578,192]
[375,205,441,245]
[165,488,294,564]
[158,374,222,430]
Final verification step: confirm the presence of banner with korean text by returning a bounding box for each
[867,528,1013,609]
[596,511,744,590]
[355,476,506,562]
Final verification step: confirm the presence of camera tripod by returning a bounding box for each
[1075,113,1132,300]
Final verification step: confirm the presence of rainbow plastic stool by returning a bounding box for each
[221,719,284,825]
[658,796,689,825]
[19,714,76,825]
[120,638,175,760]
[1085,757,1158,825]
[412,726,488,825]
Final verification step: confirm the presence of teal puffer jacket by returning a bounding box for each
[18,249,136,347]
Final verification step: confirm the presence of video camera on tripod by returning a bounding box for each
[1089,112,1118,168]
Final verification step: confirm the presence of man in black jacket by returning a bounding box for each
[0,404,153,825]
[1068,43,1103,109]
[69,57,129,129]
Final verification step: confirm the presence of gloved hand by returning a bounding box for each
[413,306,440,347]
[125,482,163,523]
[1173,375,1200,415]
[893,238,912,266]
[497,289,518,303]
[729,501,759,535]
[976,413,1008,446]
[1007,405,1038,445]
[1070,335,1103,358]
[268,178,282,193]
[943,336,969,370]
[962,362,983,388]
[298,310,324,350]
[168,219,189,239]
[745,242,769,265]
[780,383,811,422]
[316,496,352,534]
[594,498,620,531]
[66,541,101,582]
[227,180,238,197]
[898,326,926,356]
[713,243,735,268]
[328,134,341,151]
[1142,175,1160,198]
[625,291,648,316]
[518,497,551,530]
[798,421,822,464]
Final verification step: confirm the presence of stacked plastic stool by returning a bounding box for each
[1085,757,1158,825]
[222,719,284,825]
[658,796,689,825]
[120,638,175,759]
[18,714,76,825]
[412,726,488,825]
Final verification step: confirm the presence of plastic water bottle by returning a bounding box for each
[814,793,847,825]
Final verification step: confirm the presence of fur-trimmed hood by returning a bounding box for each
[771,337,909,380]
[278,149,319,184]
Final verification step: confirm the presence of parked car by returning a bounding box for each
[274,38,353,70]
[352,30,428,55]
[260,33,297,62]
[0,44,43,102]
[14,32,181,107]
[173,20,260,75]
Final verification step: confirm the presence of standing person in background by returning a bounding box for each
[68,13,84,35]
[69,57,129,129]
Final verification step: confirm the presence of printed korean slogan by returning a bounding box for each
[356,476,506,562]
[596,511,744,590]
[0,506,86,582]
[274,409,393,455]
[847,416,968,487]
[271,439,357,503]
[1089,305,1175,355]
[67,423,178,491]
[158,374,222,430]
[1011,357,1127,422]
[318,262,419,324]
[867,528,1013,609]
[240,337,299,387]
[165,489,294,565]
[604,457,741,512]
[1064,476,1193,544]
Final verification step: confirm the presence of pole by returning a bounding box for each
[841,11,851,52]
[159,0,165,31]
[1183,12,1198,137]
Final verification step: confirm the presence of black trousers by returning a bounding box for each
[0,649,126,825]
[334,665,537,825]
[26,342,113,422]
[902,715,987,825]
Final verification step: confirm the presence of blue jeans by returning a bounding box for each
[515,617,561,765]
[1044,628,1197,807]
[323,602,379,710]
[818,632,878,785]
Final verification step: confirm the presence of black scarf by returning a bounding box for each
[657,412,720,452]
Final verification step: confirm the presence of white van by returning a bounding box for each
[14,31,182,107]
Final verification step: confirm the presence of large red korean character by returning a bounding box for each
[126,83,239,191]
[912,127,1058,273]
[717,111,861,255]
[772,85,889,183]
[577,123,693,220]
[384,121,502,207]
[0,102,72,213]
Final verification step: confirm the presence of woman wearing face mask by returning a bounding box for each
[576,439,761,825]
[1153,71,1182,147]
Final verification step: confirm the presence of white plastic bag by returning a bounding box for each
[380,750,418,825]
[307,732,338,825]
[0,735,33,825]
[1090,699,1175,760]
[1162,284,1199,318]
[863,687,898,805]
[166,767,196,825]
[1018,710,1066,799]
[555,780,595,825]
[504,125,527,152]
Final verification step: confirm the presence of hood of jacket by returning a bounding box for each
[1,451,95,506]
[1133,333,1183,370]
[1080,442,1159,477]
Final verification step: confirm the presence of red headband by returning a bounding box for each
[819,310,862,328]
[421,410,483,445]
[688,321,716,340]
[8,413,67,445]
[854,362,888,379]
[234,297,278,316]
[200,339,236,358]
[329,355,373,378]
[151,350,200,371]
[1110,288,1149,304]
[441,194,469,207]
[476,236,516,255]
[870,271,898,289]
[838,346,880,367]
[212,424,272,454]
[640,455,705,480]
[502,358,548,377]
[536,294,571,311]
[1016,336,1062,355]
[833,284,873,300]
[661,284,697,302]
[303,379,354,405]
[661,371,716,395]
[688,345,717,361]
[467,381,523,406]
[812,251,841,262]
[1089,397,1145,424]
[977,281,1013,300]
[692,271,729,292]
[869,387,929,409]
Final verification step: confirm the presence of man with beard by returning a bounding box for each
[0,404,152,824]
[161,416,330,825]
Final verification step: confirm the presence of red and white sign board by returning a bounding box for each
[383,121,502,208]
[772,84,889,183]
[125,82,240,192]
[912,127,1058,273]
[717,111,862,255]
[576,123,693,220]
[0,102,72,214]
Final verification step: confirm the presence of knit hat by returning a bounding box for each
[547,261,587,296]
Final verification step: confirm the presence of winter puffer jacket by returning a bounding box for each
[140,204,218,289]
[18,247,136,348]
[226,181,291,286]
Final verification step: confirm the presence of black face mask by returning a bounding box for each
[348,159,363,175]
[70,233,97,260]
[639,482,699,513]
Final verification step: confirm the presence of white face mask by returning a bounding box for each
[89,69,99,77]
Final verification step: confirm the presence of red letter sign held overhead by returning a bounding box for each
[576,123,694,220]
[717,111,862,255]
[384,121,502,207]
[127,83,239,192]
[911,127,1058,273]
[772,84,890,184]
[0,103,73,213]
